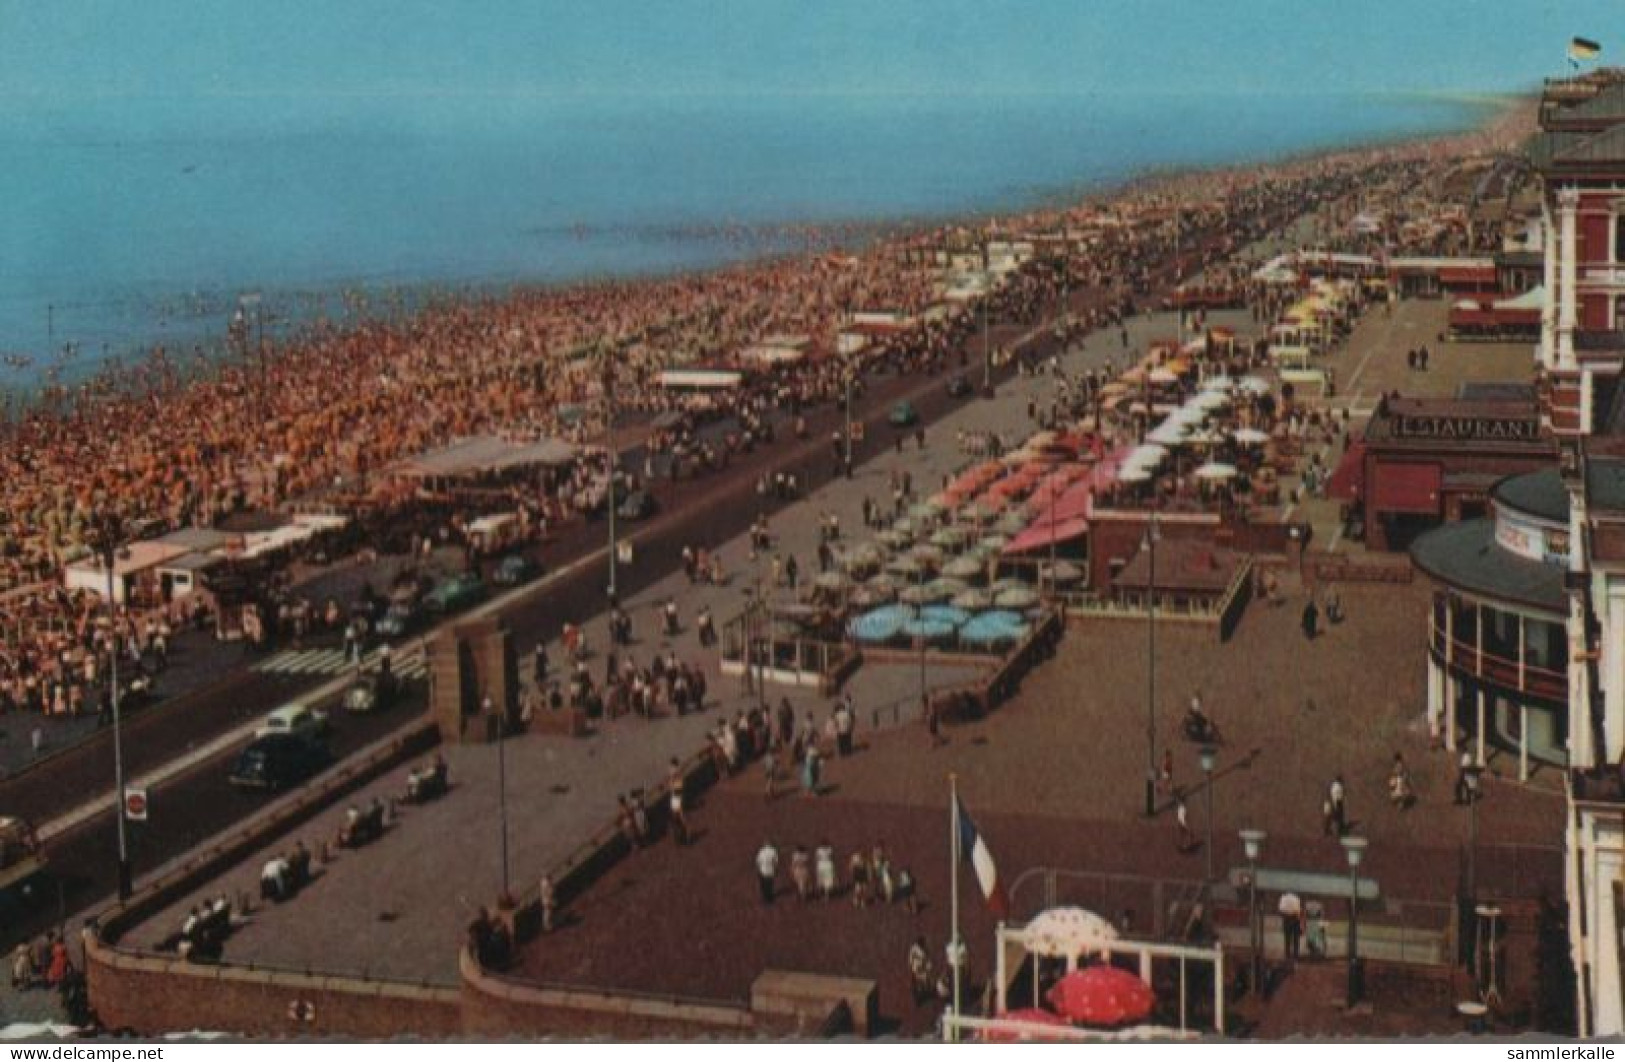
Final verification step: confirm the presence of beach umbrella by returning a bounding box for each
[960,610,1030,648]
[1239,376,1271,394]
[1040,560,1085,585]
[875,529,910,550]
[944,555,985,580]
[978,534,1010,553]
[1193,390,1230,410]
[995,510,1029,535]
[1024,907,1122,958]
[1146,423,1187,447]
[909,501,942,522]
[885,555,923,577]
[1148,367,1179,385]
[951,588,994,611]
[1046,967,1155,1028]
[1194,461,1238,481]
[1027,430,1058,449]
[931,526,969,549]
[847,604,915,644]
[1118,467,1152,484]
[899,584,944,606]
[813,570,850,591]
[924,576,970,600]
[893,517,916,536]
[994,587,1041,610]
[990,576,1030,593]
[910,543,945,566]
[1231,427,1270,446]
[901,617,956,642]
[920,604,971,628]
[1199,375,1234,392]
[848,587,887,609]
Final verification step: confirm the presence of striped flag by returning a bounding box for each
[956,795,1009,918]
[1570,37,1602,65]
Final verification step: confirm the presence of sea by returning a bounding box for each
[0,91,1492,391]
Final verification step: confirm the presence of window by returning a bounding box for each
[1615,214,1625,264]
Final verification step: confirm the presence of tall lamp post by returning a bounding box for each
[1342,835,1368,1008]
[1463,762,1483,906]
[1200,745,1218,886]
[96,515,133,901]
[1240,828,1267,993]
[1144,511,1160,817]
[601,345,619,603]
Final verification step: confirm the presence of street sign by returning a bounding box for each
[124,788,149,822]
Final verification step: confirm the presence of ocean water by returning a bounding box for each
[0,91,1485,385]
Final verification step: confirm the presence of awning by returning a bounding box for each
[1002,516,1090,555]
[1326,441,1367,502]
[1371,462,1441,515]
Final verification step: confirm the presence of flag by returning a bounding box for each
[1571,37,1602,63]
[956,795,1009,918]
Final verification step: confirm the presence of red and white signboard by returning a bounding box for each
[124,788,149,822]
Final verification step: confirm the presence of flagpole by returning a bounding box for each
[949,773,962,1042]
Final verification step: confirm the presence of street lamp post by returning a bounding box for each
[1240,828,1267,993]
[1342,835,1368,1008]
[98,517,133,901]
[1463,763,1483,907]
[495,698,510,900]
[1144,511,1160,817]
[981,299,992,394]
[1200,745,1218,886]
[602,347,619,603]
[843,364,855,477]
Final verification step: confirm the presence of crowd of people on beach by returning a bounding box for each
[0,106,1530,726]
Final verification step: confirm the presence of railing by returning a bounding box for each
[1428,614,1567,703]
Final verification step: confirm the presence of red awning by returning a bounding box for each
[1371,462,1441,515]
[1003,516,1090,555]
[1326,441,1366,502]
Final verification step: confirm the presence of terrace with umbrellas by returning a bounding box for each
[718,328,1312,715]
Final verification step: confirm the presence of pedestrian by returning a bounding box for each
[669,782,690,846]
[909,937,935,1005]
[1279,891,1304,966]
[1301,598,1318,641]
[755,841,780,904]
[539,875,556,934]
[850,850,871,907]
[801,743,821,797]
[1388,752,1414,810]
[1454,749,1475,804]
[790,845,812,901]
[834,700,854,756]
[1175,791,1196,852]
[11,942,34,990]
[1329,774,1347,836]
[895,866,920,915]
[815,841,837,900]
[762,747,778,801]
[1158,747,1174,794]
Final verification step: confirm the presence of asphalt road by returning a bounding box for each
[0,197,1302,950]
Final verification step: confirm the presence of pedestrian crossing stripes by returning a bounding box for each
[252,646,427,681]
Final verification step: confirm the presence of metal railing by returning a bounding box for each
[1428,613,1567,703]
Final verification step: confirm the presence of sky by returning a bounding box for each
[0,0,1616,129]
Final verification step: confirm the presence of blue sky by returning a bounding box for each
[0,0,1614,124]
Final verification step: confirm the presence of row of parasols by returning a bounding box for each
[846,603,1032,647]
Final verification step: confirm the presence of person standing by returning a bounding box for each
[1278,891,1304,967]
[762,747,778,801]
[539,875,557,934]
[801,743,822,798]
[1176,792,1196,853]
[669,781,690,847]
[790,845,813,901]
[1328,775,1347,837]
[815,842,838,901]
[1301,598,1319,641]
[908,937,935,1005]
[755,841,780,904]
[834,700,854,757]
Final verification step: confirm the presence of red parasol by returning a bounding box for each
[980,1008,1070,1042]
[1046,966,1155,1027]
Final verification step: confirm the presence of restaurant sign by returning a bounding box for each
[1392,414,1541,442]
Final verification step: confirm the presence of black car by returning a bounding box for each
[229,734,330,791]
[491,553,540,586]
[947,373,973,398]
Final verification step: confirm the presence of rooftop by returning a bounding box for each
[1492,468,1569,524]
[1410,519,1567,614]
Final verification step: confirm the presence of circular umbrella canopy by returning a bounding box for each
[1239,376,1271,394]
[911,499,945,518]
[931,526,969,549]
[920,604,971,628]
[1193,389,1230,410]
[1127,443,1169,468]
[899,584,946,606]
[978,534,1010,553]
[839,545,883,575]
[924,576,970,600]
[848,586,889,609]
[1024,906,1122,958]
[910,543,945,566]
[960,610,1030,647]
[901,617,956,641]
[875,529,910,550]
[1148,367,1179,384]
[995,511,1029,535]
[1199,374,1234,392]
[866,572,899,594]
[1118,467,1152,484]
[951,588,994,611]
[1046,966,1155,1028]
[1040,560,1085,585]
[929,491,956,508]
[892,517,916,536]
[814,570,850,590]
[994,587,1041,610]
[944,554,985,580]
[1231,427,1270,446]
[990,576,1031,593]
[847,604,914,643]
[1194,461,1238,481]
[885,555,923,576]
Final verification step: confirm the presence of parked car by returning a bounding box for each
[888,400,919,427]
[343,672,398,713]
[491,553,539,586]
[229,734,331,791]
[254,703,329,741]
[423,571,487,614]
[375,602,417,639]
[616,490,657,522]
[947,373,973,398]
